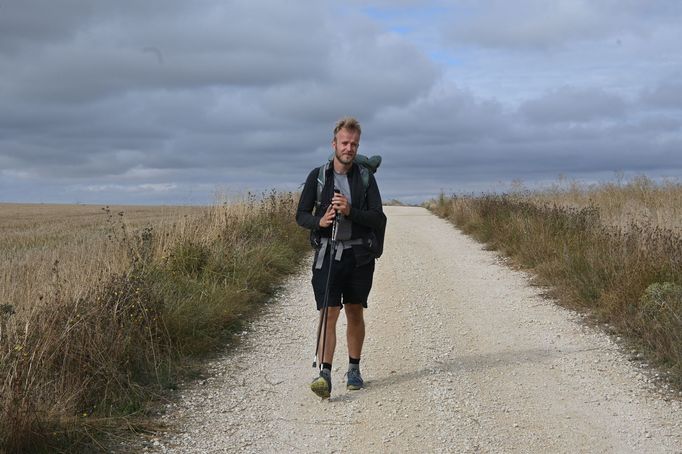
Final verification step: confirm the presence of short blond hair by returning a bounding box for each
[333,117,362,139]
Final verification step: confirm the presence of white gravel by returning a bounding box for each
[135,206,682,453]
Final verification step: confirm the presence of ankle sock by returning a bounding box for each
[322,362,332,373]
[348,357,360,370]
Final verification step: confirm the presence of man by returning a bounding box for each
[296,117,385,398]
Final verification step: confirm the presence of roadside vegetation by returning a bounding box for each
[427,176,682,390]
[0,192,308,452]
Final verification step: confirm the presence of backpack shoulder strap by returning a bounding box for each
[315,161,330,210]
[359,165,370,191]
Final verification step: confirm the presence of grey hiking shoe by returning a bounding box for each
[311,369,332,398]
[346,368,364,390]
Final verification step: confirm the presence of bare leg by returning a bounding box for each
[344,304,365,359]
[319,306,341,365]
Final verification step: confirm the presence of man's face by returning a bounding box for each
[332,128,360,165]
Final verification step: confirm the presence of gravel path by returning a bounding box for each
[139,206,682,453]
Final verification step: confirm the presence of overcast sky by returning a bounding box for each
[1,1,681,205]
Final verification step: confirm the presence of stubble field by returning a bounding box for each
[1,203,205,315]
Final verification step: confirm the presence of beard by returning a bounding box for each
[334,147,355,165]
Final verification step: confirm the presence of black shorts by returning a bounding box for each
[311,247,375,310]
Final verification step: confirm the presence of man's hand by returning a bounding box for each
[318,192,351,228]
[319,204,336,228]
[332,192,350,216]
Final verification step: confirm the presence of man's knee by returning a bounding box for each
[344,304,364,323]
[323,306,341,323]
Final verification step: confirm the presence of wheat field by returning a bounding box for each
[0,203,207,315]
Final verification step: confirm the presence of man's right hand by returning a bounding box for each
[319,204,336,228]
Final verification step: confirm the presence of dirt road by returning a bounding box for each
[143,206,682,453]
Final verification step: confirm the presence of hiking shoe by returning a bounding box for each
[346,368,364,390]
[310,369,332,398]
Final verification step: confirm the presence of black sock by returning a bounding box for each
[322,362,332,372]
[349,357,360,365]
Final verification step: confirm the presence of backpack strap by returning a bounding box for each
[315,161,330,211]
[359,165,370,193]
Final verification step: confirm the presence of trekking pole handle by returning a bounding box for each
[332,189,341,242]
[332,189,342,218]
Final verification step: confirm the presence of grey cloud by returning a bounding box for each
[2,41,326,105]
[640,75,682,110]
[370,85,507,149]
[359,76,679,197]
[1,1,680,205]
[0,0,344,183]
[519,86,627,124]
[1,0,329,104]
[444,0,682,50]
[2,139,184,180]
[450,1,602,49]
[0,0,97,53]
[259,21,439,122]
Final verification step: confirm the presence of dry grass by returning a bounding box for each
[428,177,682,391]
[513,175,682,234]
[0,193,308,452]
[0,203,205,316]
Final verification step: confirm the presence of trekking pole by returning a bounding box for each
[313,191,340,369]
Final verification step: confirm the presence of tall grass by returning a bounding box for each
[517,175,682,234]
[428,178,682,388]
[0,192,308,452]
